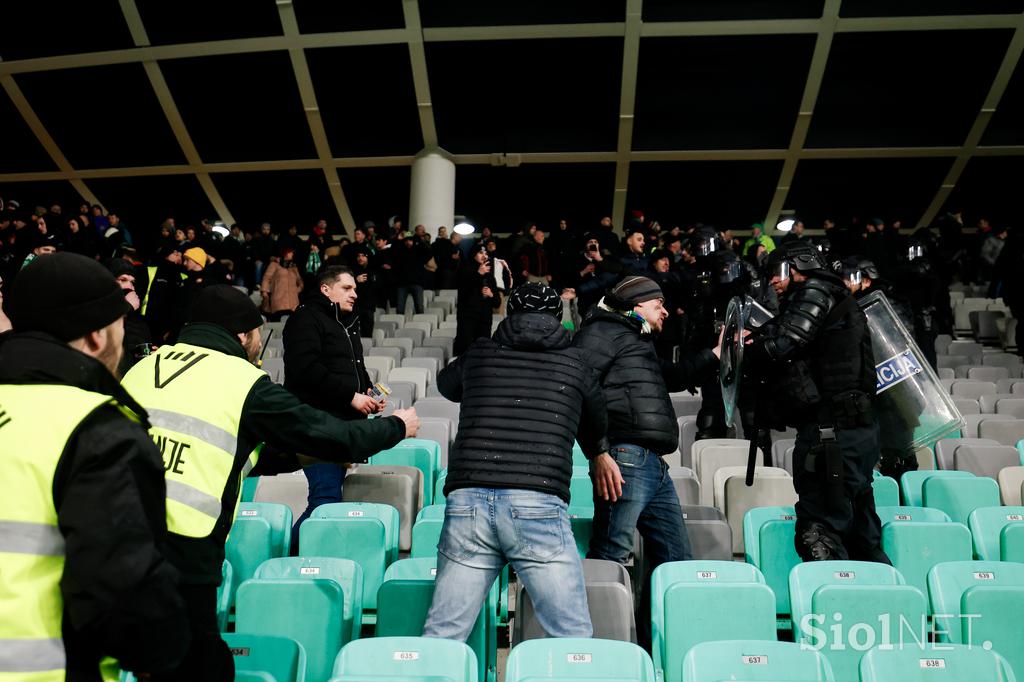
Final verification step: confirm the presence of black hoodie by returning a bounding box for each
[439,312,609,503]
[0,331,189,678]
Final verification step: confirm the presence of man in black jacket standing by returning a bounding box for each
[283,264,385,552]
[454,247,501,356]
[573,275,719,646]
[423,283,609,641]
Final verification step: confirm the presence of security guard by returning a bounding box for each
[121,285,419,681]
[748,243,890,564]
[0,253,188,681]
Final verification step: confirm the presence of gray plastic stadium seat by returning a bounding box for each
[938,367,955,380]
[417,417,452,468]
[967,366,1011,382]
[935,437,1000,470]
[401,357,440,381]
[949,380,997,400]
[670,393,702,418]
[996,398,1024,419]
[978,418,1024,447]
[935,334,954,355]
[394,328,426,346]
[432,327,458,339]
[513,558,636,644]
[412,346,445,365]
[677,416,697,469]
[388,381,416,410]
[254,472,309,524]
[668,467,699,506]
[772,438,796,474]
[948,340,983,360]
[262,357,284,383]
[685,517,732,560]
[421,336,453,360]
[375,321,397,337]
[682,505,726,522]
[963,413,1016,438]
[998,466,1024,505]
[980,393,1015,414]
[380,337,413,357]
[367,346,402,365]
[970,310,1004,344]
[938,354,971,370]
[952,444,1021,478]
[413,397,460,424]
[342,465,422,551]
[952,397,980,415]
[984,353,1023,372]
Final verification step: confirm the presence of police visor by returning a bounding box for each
[770,260,791,281]
[907,244,925,261]
[843,268,863,286]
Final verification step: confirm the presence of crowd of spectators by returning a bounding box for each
[0,195,1017,359]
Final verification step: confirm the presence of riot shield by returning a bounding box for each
[859,290,964,451]
[720,296,745,426]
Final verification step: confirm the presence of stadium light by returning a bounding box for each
[453,221,475,236]
[776,219,795,232]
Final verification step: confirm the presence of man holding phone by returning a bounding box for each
[283,265,385,551]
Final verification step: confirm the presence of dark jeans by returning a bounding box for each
[150,586,232,682]
[588,444,692,648]
[792,421,890,563]
[396,285,424,315]
[290,463,347,554]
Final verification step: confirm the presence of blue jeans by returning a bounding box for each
[588,444,691,647]
[396,285,424,315]
[290,463,346,554]
[423,488,592,641]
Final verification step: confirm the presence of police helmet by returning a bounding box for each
[906,241,927,261]
[715,250,744,284]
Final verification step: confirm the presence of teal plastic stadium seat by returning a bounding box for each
[222,632,307,682]
[1002,522,1024,561]
[255,557,364,642]
[242,475,260,503]
[379,558,497,682]
[434,469,447,503]
[900,470,974,506]
[968,506,1024,559]
[572,442,587,468]
[236,578,348,682]
[298,517,386,612]
[235,673,275,682]
[881,521,973,601]
[872,475,900,507]
[376,580,493,682]
[312,502,400,565]
[372,439,441,506]
[682,640,835,682]
[216,560,232,631]
[860,644,1016,682]
[416,504,446,522]
[237,501,294,557]
[743,506,800,616]
[651,561,774,682]
[505,638,655,682]
[790,562,927,682]
[929,557,1024,643]
[333,636,478,682]
[569,466,594,513]
[411,518,444,558]
[875,506,951,524]
[225,517,274,611]
[964,586,1024,680]
[922,476,1001,524]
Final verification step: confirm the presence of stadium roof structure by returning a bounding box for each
[1,0,1023,234]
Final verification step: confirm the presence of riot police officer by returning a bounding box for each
[747,243,890,563]
[893,240,947,369]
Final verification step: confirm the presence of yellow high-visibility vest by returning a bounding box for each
[140,265,157,315]
[122,343,265,537]
[0,384,121,682]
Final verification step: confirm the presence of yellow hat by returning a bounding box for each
[183,247,208,266]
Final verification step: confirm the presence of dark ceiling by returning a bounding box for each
[1,0,1022,233]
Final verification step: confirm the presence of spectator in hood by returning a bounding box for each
[106,258,152,376]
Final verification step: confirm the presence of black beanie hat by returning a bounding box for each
[105,257,135,280]
[507,282,561,317]
[9,252,132,340]
[188,285,264,334]
[605,276,663,310]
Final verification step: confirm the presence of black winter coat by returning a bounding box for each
[573,308,717,454]
[439,312,610,503]
[283,294,371,420]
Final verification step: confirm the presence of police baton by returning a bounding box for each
[257,328,273,369]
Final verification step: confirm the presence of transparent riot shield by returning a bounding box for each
[860,290,964,451]
[720,296,745,426]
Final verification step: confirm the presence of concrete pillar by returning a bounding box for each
[409,147,455,239]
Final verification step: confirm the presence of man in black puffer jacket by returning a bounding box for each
[423,283,609,642]
[573,275,719,646]
[283,264,386,551]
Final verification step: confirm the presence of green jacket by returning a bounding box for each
[742,234,776,256]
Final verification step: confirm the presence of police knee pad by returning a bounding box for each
[878,452,918,481]
[796,522,843,562]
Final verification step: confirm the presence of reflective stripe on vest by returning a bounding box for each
[122,343,265,538]
[0,384,118,681]
[140,265,157,316]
